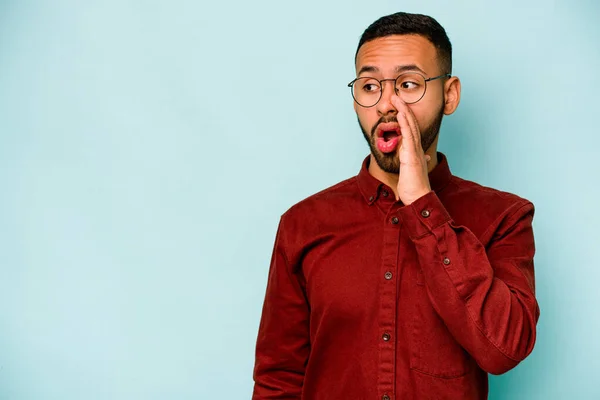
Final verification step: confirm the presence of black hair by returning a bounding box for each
[355,12,452,74]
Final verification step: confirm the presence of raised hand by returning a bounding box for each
[391,95,432,205]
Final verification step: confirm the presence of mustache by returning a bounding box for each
[371,116,399,136]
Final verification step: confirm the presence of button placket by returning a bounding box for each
[378,210,399,397]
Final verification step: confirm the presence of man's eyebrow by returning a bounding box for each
[394,64,426,74]
[357,64,427,76]
[357,65,379,75]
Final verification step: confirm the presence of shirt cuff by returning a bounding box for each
[398,191,452,239]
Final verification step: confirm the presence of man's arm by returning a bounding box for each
[398,192,540,374]
[253,217,309,399]
[390,95,539,374]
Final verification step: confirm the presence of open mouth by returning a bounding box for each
[375,122,401,154]
[376,122,401,139]
[382,130,400,142]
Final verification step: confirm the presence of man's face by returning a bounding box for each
[354,35,446,173]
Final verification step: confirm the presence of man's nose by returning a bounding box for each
[376,80,398,115]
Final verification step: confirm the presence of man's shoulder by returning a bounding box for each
[446,175,534,232]
[281,175,360,220]
[449,175,532,207]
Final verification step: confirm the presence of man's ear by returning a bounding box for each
[443,76,461,115]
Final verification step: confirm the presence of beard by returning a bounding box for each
[358,107,444,174]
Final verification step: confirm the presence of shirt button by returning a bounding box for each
[443,257,451,265]
[421,209,431,218]
[383,395,391,400]
[391,217,399,224]
[384,271,393,280]
[369,196,374,202]
[382,190,389,197]
[382,333,391,341]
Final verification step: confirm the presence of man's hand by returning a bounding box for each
[392,95,432,205]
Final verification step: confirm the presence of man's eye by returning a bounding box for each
[363,83,380,92]
[400,81,419,90]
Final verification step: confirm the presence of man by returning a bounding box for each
[252,12,539,400]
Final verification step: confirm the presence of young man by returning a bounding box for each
[253,12,539,400]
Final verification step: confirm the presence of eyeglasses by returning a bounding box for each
[347,72,450,107]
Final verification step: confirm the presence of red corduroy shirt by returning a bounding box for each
[253,153,540,400]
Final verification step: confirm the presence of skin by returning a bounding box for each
[354,35,462,205]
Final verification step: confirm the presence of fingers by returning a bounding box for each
[397,110,413,152]
[391,95,419,154]
[405,106,422,150]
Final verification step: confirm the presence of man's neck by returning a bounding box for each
[367,147,439,200]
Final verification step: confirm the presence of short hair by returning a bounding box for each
[355,12,453,75]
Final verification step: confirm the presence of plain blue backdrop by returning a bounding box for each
[0,0,599,398]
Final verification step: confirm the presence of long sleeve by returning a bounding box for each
[398,190,540,375]
[253,217,310,399]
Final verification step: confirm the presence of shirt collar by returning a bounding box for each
[356,152,453,205]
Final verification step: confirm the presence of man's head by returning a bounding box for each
[352,12,461,173]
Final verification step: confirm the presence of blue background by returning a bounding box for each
[0,0,598,398]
